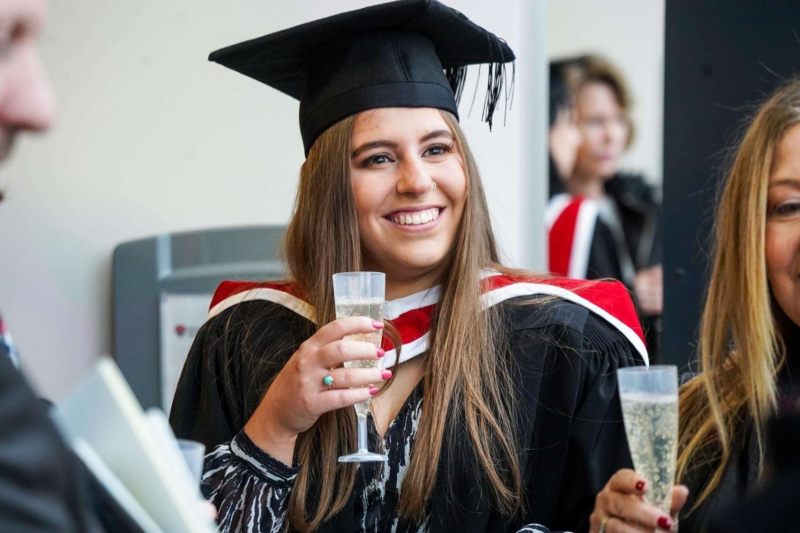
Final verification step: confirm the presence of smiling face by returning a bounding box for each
[349,107,467,296]
[766,123,800,327]
[573,81,629,181]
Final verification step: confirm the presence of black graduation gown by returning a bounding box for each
[170,293,643,532]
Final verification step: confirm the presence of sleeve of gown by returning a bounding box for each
[515,305,643,533]
[168,300,311,532]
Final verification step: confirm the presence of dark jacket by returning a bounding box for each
[0,355,99,532]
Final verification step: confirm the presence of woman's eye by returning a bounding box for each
[424,143,452,157]
[771,201,800,217]
[361,153,393,167]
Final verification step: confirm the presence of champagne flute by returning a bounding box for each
[333,271,388,463]
[617,365,679,530]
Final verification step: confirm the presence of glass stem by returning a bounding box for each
[356,412,369,453]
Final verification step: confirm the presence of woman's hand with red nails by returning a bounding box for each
[590,469,689,532]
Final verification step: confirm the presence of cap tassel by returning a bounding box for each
[445,66,468,105]
[450,59,515,130]
[482,59,514,130]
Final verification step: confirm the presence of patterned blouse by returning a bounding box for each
[202,385,426,532]
[201,383,556,533]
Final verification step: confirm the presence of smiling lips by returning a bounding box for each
[387,207,442,226]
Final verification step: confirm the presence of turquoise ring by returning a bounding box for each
[322,372,334,389]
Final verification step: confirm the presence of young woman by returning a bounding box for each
[593,79,800,531]
[169,2,654,531]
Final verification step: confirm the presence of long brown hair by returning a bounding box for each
[677,79,800,510]
[282,110,522,529]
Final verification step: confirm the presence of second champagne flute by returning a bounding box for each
[333,271,388,463]
[617,365,679,531]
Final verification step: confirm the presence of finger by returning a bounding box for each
[670,485,689,517]
[327,367,391,389]
[318,386,375,412]
[319,338,385,369]
[602,516,651,533]
[310,316,384,347]
[198,501,217,521]
[606,469,647,495]
[603,492,671,531]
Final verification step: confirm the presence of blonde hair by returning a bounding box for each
[282,110,522,530]
[677,79,800,510]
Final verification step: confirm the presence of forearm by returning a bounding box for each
[243,401,298,466]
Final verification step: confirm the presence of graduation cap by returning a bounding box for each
[209,0,515,154]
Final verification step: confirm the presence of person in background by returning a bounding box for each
[0,0,99,530]
[0,3,212,530]
[594,78,800,532]
[546,55,663,360]
[169,2,688,531]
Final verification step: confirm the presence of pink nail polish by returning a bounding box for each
[376,348,386,358]
[381,370,392,380]
[635,480,646,492]
[372,320,384,329]
[657,516,672,530]
[369,386,379,395]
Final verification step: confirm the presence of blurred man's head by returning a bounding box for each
[0,0,54,167]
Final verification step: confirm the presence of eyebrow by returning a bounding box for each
[768,177,800,189]
[350,129,454,159]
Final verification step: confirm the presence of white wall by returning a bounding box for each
[0,0,544,399]
[549,0,665,185]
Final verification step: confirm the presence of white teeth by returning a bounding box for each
[390,208,440,226]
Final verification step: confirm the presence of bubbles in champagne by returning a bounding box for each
[335,298,384,415]
[620,393,678,518]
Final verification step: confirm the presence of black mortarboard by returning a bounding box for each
[209,0,515,154]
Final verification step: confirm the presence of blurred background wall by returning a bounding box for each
[0,0,546,399]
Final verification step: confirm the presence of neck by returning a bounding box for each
[567,172,605,199]
[382,267,445,300]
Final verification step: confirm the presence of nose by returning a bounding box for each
[396,154,434,195]
[0,45,56,132]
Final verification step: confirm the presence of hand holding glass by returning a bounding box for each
[617,365,679,529]
[333,271,388,463]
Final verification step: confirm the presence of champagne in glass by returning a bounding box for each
[617,366,679,529]
[334,297,384,417]
[333,272,388,463]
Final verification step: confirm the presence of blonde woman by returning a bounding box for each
[592,79,800,531]
[170,2,653,531]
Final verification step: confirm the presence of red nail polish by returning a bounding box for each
[635,480,645,492]
[372,320,384,329]
[376,348,386,358]
[369,386,379,395]
[381,370,392,380]
[657,516,672,530]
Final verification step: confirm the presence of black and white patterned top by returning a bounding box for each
[201,383,555,533]
[202,384,426,532]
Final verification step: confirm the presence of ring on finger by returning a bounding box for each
[598,517,609,533]
[322,369,334,390]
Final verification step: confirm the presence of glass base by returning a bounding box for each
[338,451,388,463]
